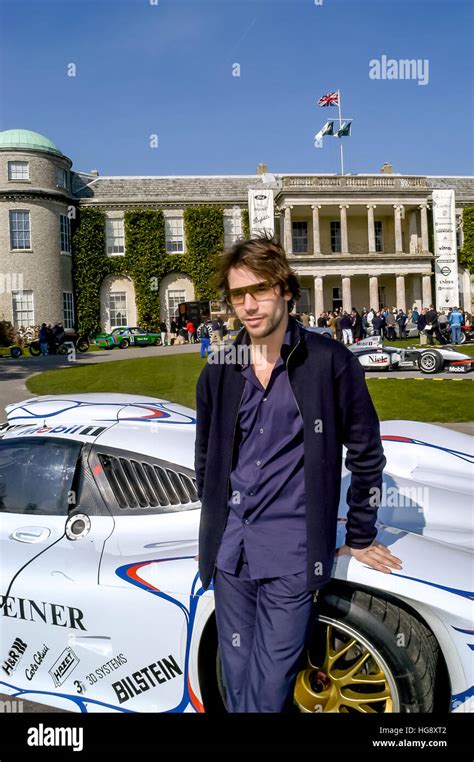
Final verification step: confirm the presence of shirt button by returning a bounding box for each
[248,491,254,496]
[243,519,250,525]
[259,428,264,434]
[263,397,267,402]
[256,460,261,466]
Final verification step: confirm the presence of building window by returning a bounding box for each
[106,218,125,255]
[60,214,71,253]
[63,292,74,329]
[224,210,242,247]
[167,289,186,320]
[332,287,342,310]
[330,221,341,253]
[109,292,127,327]
[12,290,34,327]
[165,217,184,253]
[56,168,67,188]
[9,210,31,249]
[8,161,29,180]
[374,220,384,252]
[292,221,308,253]
[297,287,311,314]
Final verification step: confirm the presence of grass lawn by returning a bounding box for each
[25,352,474,422]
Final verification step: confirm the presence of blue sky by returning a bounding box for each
[0,0,472,177]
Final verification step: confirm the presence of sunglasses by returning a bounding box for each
[226,280,278,306]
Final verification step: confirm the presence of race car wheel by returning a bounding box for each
[76,336,90,353]
[458,333,466,345]
[58,344,69,355]
[417,350,443,374]
[154,338,161,346]
[10,346,22,358]
[293,587,440,713]
[119,338,130,349]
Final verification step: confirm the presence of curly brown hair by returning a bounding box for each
[215,232,301,313]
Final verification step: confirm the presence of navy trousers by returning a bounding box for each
[213,547,316,713]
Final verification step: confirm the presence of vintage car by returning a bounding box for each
[0,394,472,714]
[93,327,162,350]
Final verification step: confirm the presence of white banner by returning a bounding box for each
[432,189,459,310]
[248,189,274,237]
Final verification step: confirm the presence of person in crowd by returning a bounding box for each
[317,312,327,328]
[385,310,396,341]
[309,312,316,327]
[351,309,363,342]
[186,318,196,344]
[170,319,178,344]
[335,312,342,342]
[448,306,463,345]
[396,309,408,339]
[300,311,310,327]
[417,307,428,345]
[159,320,168,347]
[340,311,353,345]
[425,305,444,345]
[326,311,336,338]
[39,323,49,356]
[372,311,384,337]
[197,315,212,358]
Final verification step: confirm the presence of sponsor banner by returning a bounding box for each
[248,189,274,237]
[49,647,80,687]
[432,189,459,310]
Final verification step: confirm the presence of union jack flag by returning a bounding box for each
[318,91,339,107]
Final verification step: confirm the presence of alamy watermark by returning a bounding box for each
[369,55,429,86]
[369,484,429,509]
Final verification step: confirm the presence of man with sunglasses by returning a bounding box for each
[194,234,402,713]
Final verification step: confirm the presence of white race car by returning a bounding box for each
[349,336,473,374]
[0,394,472,714]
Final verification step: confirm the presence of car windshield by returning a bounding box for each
[111,328,126,336]
[0,438,81,515]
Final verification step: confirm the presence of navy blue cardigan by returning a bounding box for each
[194,315,387,592]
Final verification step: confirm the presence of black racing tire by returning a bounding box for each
[293,586,442,713]
[417,349,443,374]
[154,337,161,346]
[29,342,41,357]
[76,337,90,353]
[10,346,22,358]
[57,344,69,355]
[119,338,130,349]
[458,332,466,345]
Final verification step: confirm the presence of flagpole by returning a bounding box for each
[337,89,344,175]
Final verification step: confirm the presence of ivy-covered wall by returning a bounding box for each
[72,205,224,335]
[459,206,473,271]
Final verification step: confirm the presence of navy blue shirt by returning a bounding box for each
[215,319,307,578]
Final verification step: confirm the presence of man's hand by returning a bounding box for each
[335,541,402,574]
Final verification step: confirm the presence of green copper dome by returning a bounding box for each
[0,129,63,156]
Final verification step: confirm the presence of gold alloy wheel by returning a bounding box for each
[294,618,397,713]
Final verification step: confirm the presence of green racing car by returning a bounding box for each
[93,326,162,349]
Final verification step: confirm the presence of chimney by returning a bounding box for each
[257,163,268,175]
[380,162,393,174]
[90,169,99,176]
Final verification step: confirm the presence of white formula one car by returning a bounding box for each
[349,336,473,374]
[0,394,472,714]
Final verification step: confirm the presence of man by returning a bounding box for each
[425,305,444,345]
[395,309,408,339]
[159,320,168,347]
[196,315,212,358]
[449,306,463,344]
[194,235,402,714]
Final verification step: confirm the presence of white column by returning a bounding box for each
[369,274,379,311]
[422,274,432,307]
[342,275,352,313]
[278,209,285,244]
[311,204,322,255]
[409,210,418,254]
[284,206,293,254]
[367,204,376,254]
[393,204,404,253]
[314,275,325,316]
[419,204,429,252]
[339,204,349,253]
[462,269,472,311]
[396,274,406,312]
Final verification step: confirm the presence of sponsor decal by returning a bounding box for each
[49,647,80,687]
[368,354,389,363]
[86,653,128,685]
[111,654,183,705]
[25,644,50,681]
[2,637,27,676]
[0,595,86,630]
